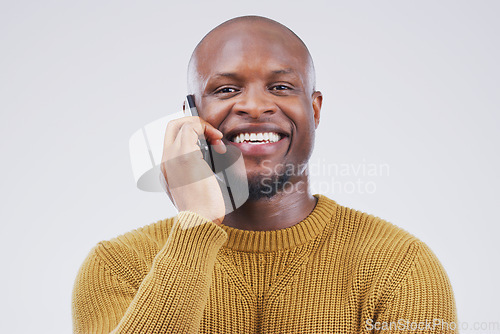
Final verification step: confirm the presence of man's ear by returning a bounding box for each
[312,91,323,129]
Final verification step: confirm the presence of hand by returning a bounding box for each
[160,116,227,226]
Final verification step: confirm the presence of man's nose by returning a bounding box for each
[232,88,278,118]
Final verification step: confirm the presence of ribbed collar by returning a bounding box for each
[219,194,337,253]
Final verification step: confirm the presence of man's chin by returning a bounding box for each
[227,158,296,201]
[246,172,291,201]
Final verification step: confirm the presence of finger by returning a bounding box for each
[203,122,224,143]
[186,117,224,144]
[176,121,207,154]
[164,116,199,147]
[175,120,224,153]
[163,116,223,150]
[161,117,206,165]
[211,140,227,154]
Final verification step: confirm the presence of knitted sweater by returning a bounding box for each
[72,194,458,333]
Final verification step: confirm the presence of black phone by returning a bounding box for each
[183,95,216,173]
[183,95,237,211]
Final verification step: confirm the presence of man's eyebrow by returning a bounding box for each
[270,69,303,82]
[271,68,297,75]
[210,72,240,79]
[207,69,301,83]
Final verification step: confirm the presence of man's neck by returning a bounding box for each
[222,177,318,231]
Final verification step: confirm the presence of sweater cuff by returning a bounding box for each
[155,211,228,272]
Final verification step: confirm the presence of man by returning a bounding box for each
[72,16,458,333]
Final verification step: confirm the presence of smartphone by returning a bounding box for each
[183,95,216,173]
[183,95,237,211]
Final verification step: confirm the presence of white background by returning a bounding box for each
[1,1,499,333]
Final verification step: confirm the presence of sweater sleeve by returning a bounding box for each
[72,211,228,334]
[372,240,459,333]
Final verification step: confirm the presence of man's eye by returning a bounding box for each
[271,85,290,91]
[215,87,237,94]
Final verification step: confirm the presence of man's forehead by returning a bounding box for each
[201,27,308,71]
[188,17,316,92]
[200,24,306,59]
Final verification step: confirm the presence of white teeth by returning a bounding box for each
[231,132,283,144]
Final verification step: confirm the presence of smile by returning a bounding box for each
[230,132,283,144]
[226,132,289,156]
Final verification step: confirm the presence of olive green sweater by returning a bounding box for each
[72,194,458,333]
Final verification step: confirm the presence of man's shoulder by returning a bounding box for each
[330,199,421,258]
[90,216,178,281]
[99,215,178,253]
[328,199,443,286]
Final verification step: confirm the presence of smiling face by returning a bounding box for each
[189,18,322,200]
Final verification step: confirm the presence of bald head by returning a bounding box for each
[187,16,316,95]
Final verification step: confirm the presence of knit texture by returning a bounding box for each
[72,194,458,333]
